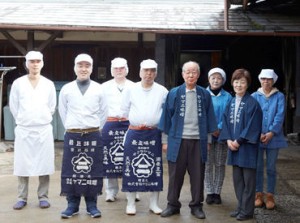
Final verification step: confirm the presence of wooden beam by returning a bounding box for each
[37,31,63,51]
[224,0,229,31]
[27,30,34,51]
[138,33,143,48]
[0,31,27,55]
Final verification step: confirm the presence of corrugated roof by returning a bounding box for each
[0,0,299,35]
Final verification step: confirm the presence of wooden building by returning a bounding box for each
[0,0,300,136]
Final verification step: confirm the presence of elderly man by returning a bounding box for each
[121,59,168,215]
[159,61,217,219]
[59,53,107,218]
[10,51,56,210]
[102,57,136,202]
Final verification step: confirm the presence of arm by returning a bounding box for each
[268,93,286,135]
[98,88,108,129]
[48,83,57,115]
[120,87,131,119]
[58,87,67,128]
[9,81,19,119]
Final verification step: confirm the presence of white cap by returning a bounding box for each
[258,69,278,83]
[25,51,44,69]
[74,54,93,65]
[140,59,157,69]
[111,57,127,68]
[208,67,226,85]
[25,51,43,61]
[111,57,129,76]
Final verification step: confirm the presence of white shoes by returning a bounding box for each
[105,194,116,202]
[149,192,162,214]
[126,191,162,215]
[126,192,136,215]
[135,193,140,202]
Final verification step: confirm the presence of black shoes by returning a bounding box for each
[230,210,253,221]
[191,207,206,219]
[230,210,239,217]
[214,194,222,204]
[206,194,222,205]
[206,194,214,204]
[160,207,180,217]
[161,206,206,219]
[236,214,253,221]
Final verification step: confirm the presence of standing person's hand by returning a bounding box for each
[261,132,274,145]
[162,144,168,153]
[227,139,239,151]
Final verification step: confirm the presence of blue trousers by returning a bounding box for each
[66,195,97,210]
[256,147,279,194]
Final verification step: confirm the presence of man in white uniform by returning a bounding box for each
[121,59,168,215]
[10,51,56,210]
[59,53,107,219]
[102,57,138,202]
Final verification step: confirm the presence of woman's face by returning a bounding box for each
[209,73,223,90]
[232,77,248,97]
[260,78,274,92]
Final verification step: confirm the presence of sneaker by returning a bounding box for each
[87,206,101,218]
[214,194,222,204]
[206,194,214,205]
[61,207,79,219]
[39,200,50,209]
[13,201,27,210]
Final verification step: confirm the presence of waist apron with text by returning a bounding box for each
[122,128,163,192]
[61,131,103,197]
[102,120,129,178]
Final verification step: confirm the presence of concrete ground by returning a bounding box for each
[0,141,299,223]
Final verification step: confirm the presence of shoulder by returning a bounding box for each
[273,91,285,99]
[251,90,261,98]
[154,82,168,92]
[13,75,27,84]
[102,79,113,86]
[197,85,211,97]
[245,93,258,103]
[125,79,135,85]
[90,80,102,89]
[221,89,232,97]
[61,80,75,90]
[246,95,262,109]
[41,76,55,86]
[169,86,180,95]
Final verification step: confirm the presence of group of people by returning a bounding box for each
[9,50,287,221]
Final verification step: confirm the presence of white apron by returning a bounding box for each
[13,124,55,176]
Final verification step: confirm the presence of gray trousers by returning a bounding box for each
[166,139,205,209]
[17,175,49,202]
[204,141,228,195]
[232,166,256,216]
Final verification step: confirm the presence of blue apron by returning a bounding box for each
[61,131,103,196]
[122,128,163,192]
[102,120,129,178]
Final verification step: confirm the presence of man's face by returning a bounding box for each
[182,63,200,89]
[27,59,43,75]
[75,61,92,81]
[139,68,157,85]
[112,66,127,80]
